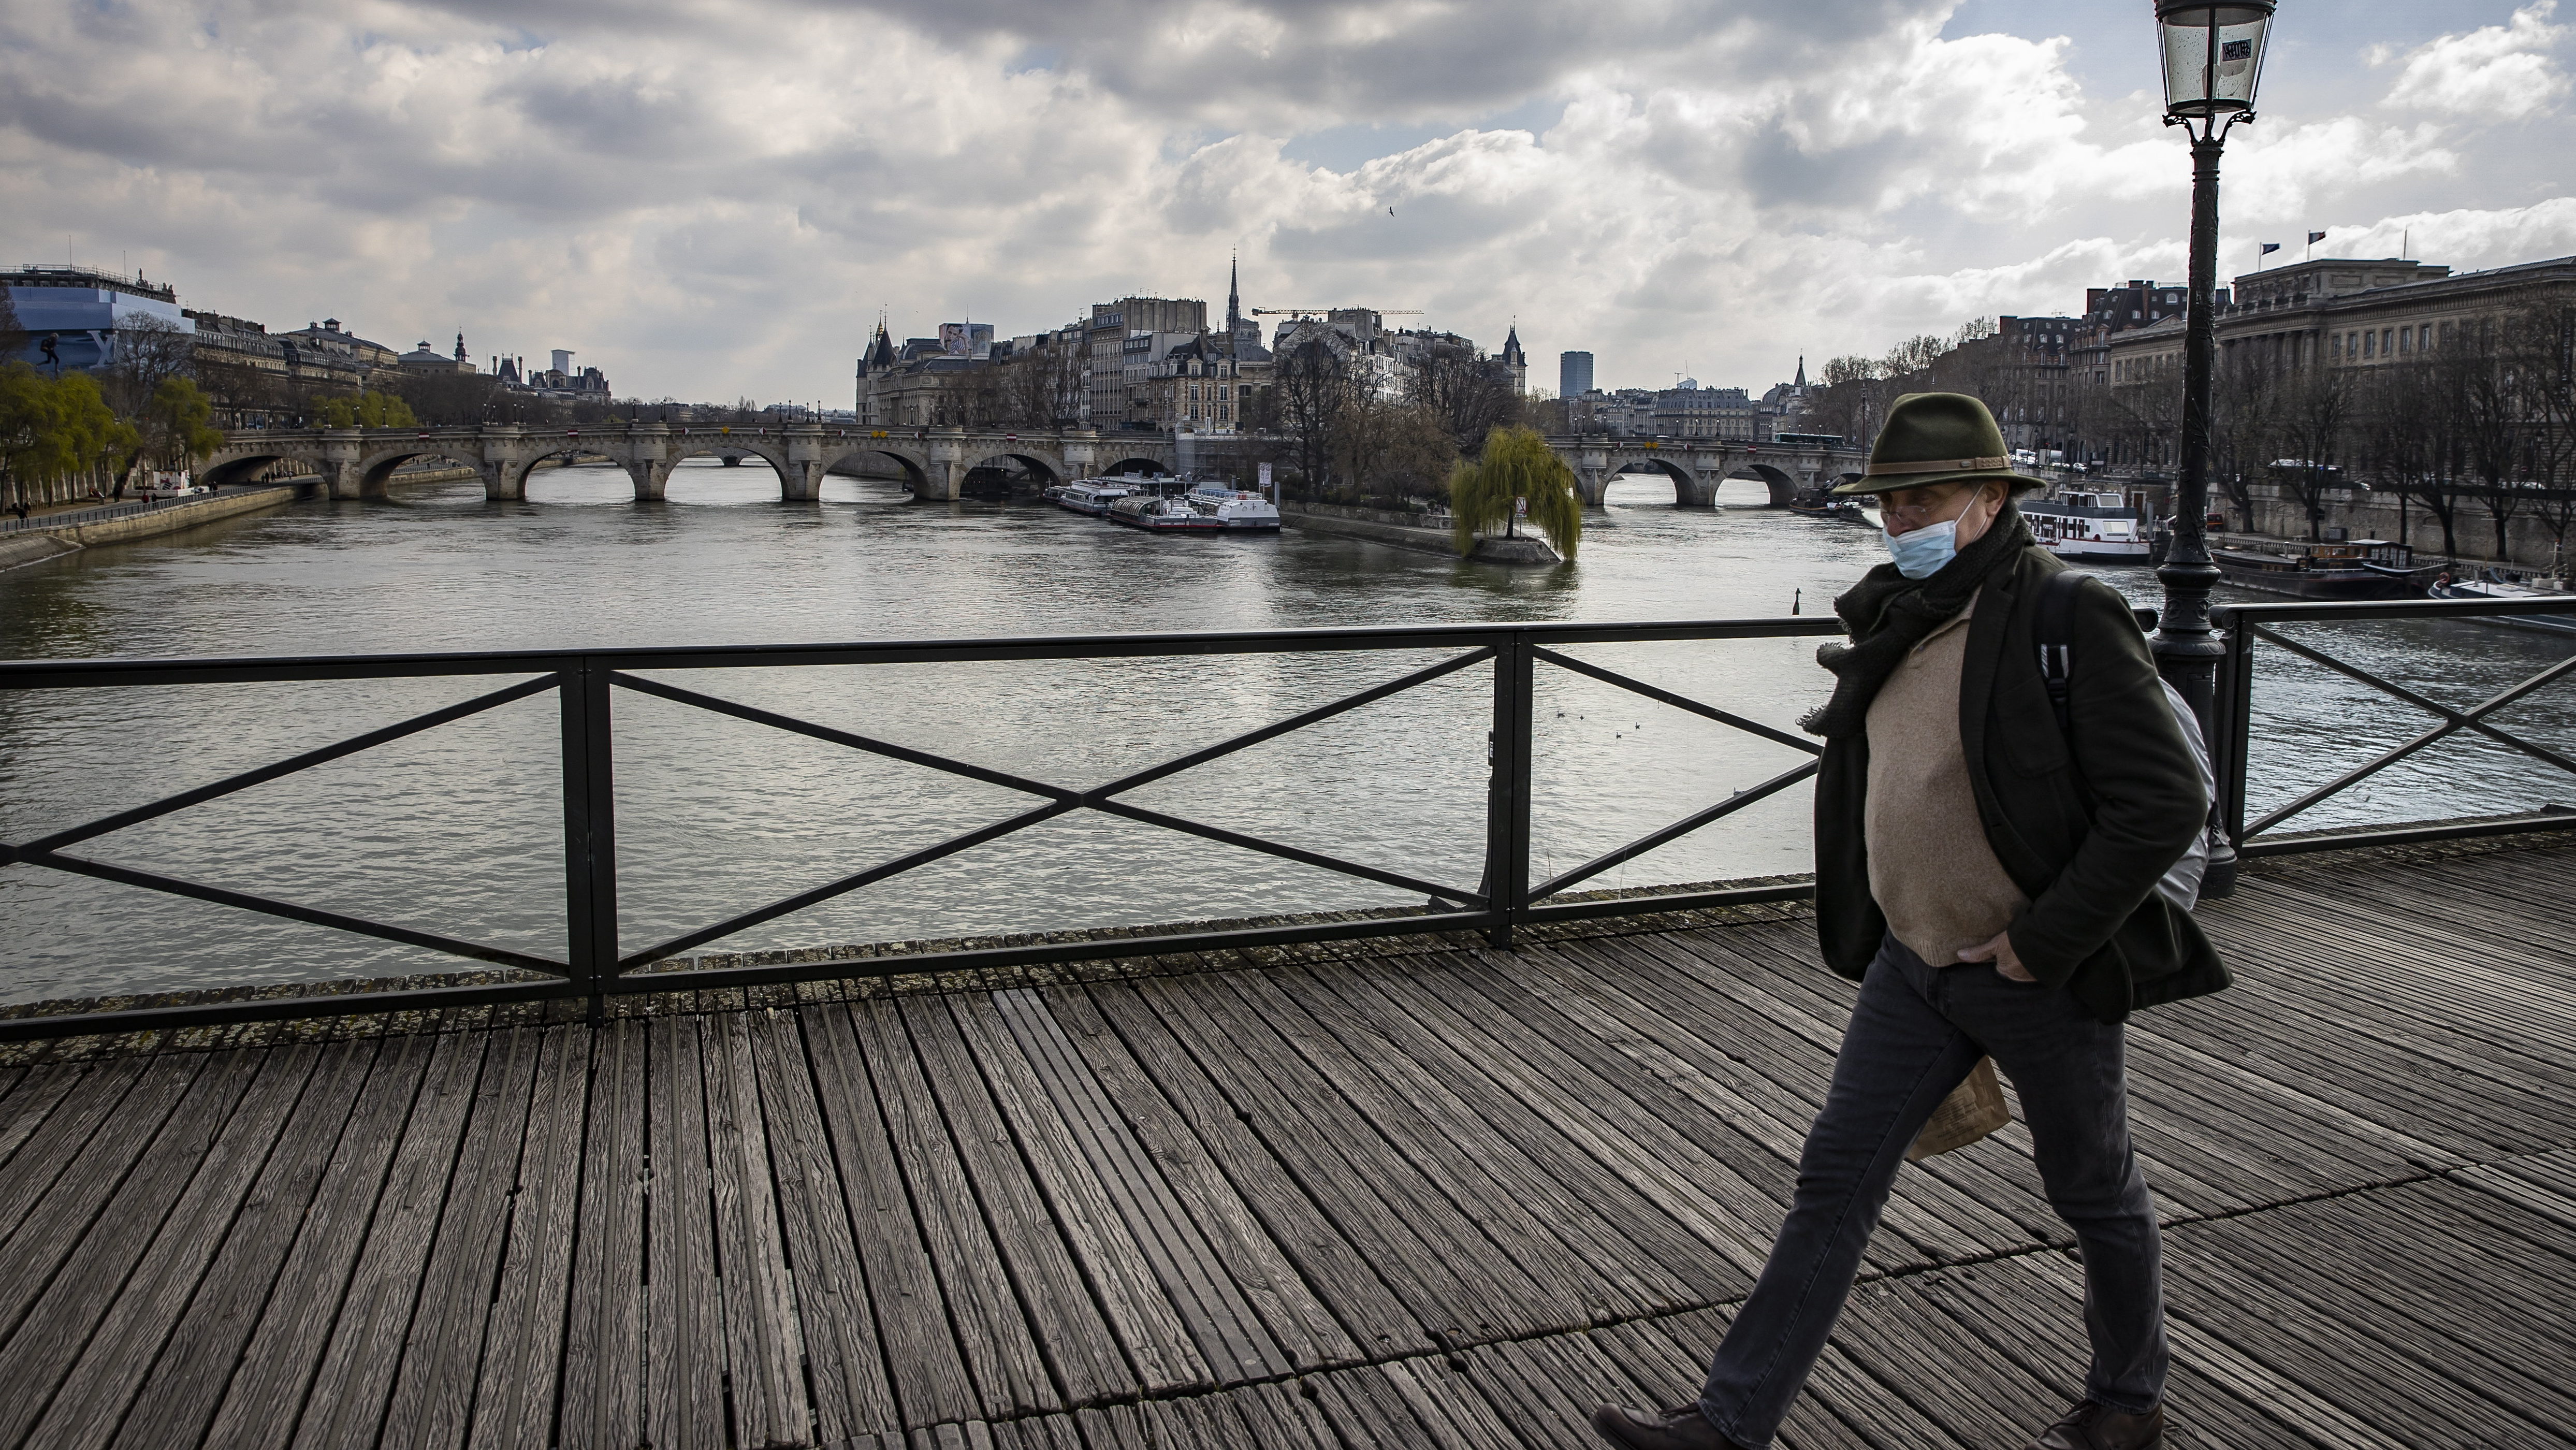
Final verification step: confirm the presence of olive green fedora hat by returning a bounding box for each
[1828,391,2050,496]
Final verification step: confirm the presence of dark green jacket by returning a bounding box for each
[1814,546,2230,1021]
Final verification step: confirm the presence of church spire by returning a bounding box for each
[1226,250,1241,336]
[1793,354,1807,388]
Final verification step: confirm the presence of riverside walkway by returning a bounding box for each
[0,836,2569,1449]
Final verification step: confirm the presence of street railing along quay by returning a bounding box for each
[0,482,307,536]
[4,601,2572,1040]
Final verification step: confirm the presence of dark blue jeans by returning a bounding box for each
[1697,934,2166,1447]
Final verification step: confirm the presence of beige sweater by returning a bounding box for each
[1864,592,2030,965]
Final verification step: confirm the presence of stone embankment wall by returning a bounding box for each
[1279,501,1457,557]
[2211,477,2569,572]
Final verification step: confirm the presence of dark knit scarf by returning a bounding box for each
[1798,503,2036,738]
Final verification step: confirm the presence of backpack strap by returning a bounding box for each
[2035,570,2084,737]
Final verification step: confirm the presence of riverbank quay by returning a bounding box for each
[0,836,2568,1448]
[1280,499,1458,556]
[0,482,314,570]
[1283,501,1563,564]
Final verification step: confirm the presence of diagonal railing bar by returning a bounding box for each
[1531,646,1824,757]
[3,674,561,862]
[615,648,1494,966]
[619,801,1078,967]
[2245,643,2576,837]
[2244,624,2576,779]
[1084,647,1494,803]
[1530,759,1820,902]
[1088,798,1483,905]
[607,671,1078,803]
[22,849,569,974]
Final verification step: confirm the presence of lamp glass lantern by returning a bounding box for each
[2155,1,2275,122]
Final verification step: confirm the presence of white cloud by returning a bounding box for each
[2378,2,2570,121]
[1,0,2570,401]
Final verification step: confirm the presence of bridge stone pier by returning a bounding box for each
[201,424,1189,505]
[1542,437,1869,508]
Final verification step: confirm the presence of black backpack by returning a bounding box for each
[2032,570,2215,909]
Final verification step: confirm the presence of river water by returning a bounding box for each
[3,460,2568,1004]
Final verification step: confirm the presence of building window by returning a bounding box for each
[2381,328,2393,357]
[2363,332,2374,358]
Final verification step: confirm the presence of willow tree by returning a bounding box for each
[1451,425,1581,559]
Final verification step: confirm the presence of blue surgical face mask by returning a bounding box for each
[1886,518,1959,579]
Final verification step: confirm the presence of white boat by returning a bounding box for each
[2023,488,2149,561]
[1185,481,1280,531]
[1105,480,1280,534]
[2430,571,2576,636]
[1045,479,1142,516]
[139,471,206,500]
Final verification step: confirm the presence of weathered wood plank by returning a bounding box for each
[377,1024,543,1450]
[559,1017,646,1450]
[466,1025,593,1450]
[1039,984,1366,1373]
[113,1036,381,1450]
[904,991,1159,1407]
[705,1008,812,1450]
[0,1049,253,1446]
[747,1006,900,1443]
[1235,964,1679,1323]
[24,1043,323,1450]
[845,1004,1066,1422]
[0,1056,179,1309]
[991,986,1300,1380]
[197,1032,442,1450]
[645,1015,725,1450]
[1064,980,1427,1362]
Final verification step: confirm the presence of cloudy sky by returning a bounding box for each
[4,0,2569,404]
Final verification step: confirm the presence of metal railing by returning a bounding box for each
[0,482,303,536]
[2211,594,2576,856]
[0,619,1838,1038]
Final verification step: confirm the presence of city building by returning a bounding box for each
[3,263,193,373]
[1087,296,1207,427]
[1650,379,1759,440]
[1559,351,1593,399]
[398,334,478,375]
[1138,335,1248,432]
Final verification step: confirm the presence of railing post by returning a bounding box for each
[2201,605,2256,890]
[1483,633,1535,948]
[559,657,620,1015]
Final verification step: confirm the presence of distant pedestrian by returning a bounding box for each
[1591,393,2225,1450]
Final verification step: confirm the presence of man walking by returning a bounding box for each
[1591,393,2225,1450]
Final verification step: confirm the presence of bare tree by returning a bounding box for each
[1275,336,1352,494]
[95,314,196,419]
[2268,365,2353,540]
[2516,299,2576,575]
[2353,358,2471,560]
[1406,337,1520,453]
[2454,313,2534,562]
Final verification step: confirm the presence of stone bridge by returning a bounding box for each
[200,424,1183,503]
[200,425,1866,510]
[1542,437,1871,507]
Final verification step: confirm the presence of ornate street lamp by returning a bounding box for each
[2152,0,2272,896]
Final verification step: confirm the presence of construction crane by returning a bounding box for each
[1249,307,1423,319]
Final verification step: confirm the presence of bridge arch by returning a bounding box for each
[201,450,306,490]
[963,451,1067,497]
[354,445,491,499]
[1728,463,1803,508]
[818,443,930,494]
[630,441,797,502]
[1598,456,1715,509]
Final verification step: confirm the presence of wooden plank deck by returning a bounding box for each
[0,835,2570,1449]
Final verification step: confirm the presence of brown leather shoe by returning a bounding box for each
[1590,1401,1749,1449]
[2027,1400,2165,1450]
